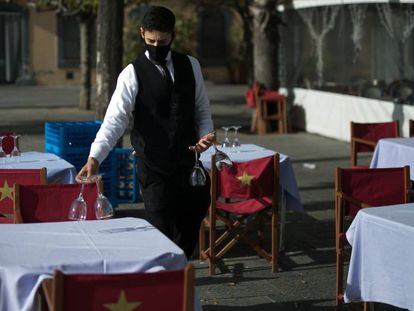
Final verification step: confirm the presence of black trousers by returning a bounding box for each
[136,160,210,259]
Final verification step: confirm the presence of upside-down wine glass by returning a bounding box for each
[189,151,207,186]
[0,136,6,164]
[68,180,87,221]
[93,175,114,219]
[232,125,242,148]
[221,126,231,148]
[10,134,21,162]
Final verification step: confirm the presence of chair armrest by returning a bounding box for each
[41,278,53,311]
[352,137,377,148]
[337,191,371,209]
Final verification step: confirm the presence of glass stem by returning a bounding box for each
[79,183,85,199]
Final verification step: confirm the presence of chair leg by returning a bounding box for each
[336,247,344,306]
[209,209,216,275]
[271,211,278,273]
[251,109,258,133]
[351,140,357,167]
[199,219,205,261]
[363,302,369,311]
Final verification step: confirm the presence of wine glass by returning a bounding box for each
[189,151,207,186]
[0,136,6,164]
[232,126,242,148]
[10,134,21,161]
[93,175,114,219]
[212,144,233,170]
[68,181,87,221]
[221,126,231,148]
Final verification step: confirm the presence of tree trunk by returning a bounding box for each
[79,14,93,110]
[95,0,124,119]
[250,0,279,90]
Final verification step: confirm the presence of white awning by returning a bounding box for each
[278,0,414,11]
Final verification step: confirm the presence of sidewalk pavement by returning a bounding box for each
[0,84,400,310]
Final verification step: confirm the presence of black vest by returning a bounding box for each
[131,51,197,174]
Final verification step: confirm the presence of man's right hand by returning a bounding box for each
[76,157,99,183]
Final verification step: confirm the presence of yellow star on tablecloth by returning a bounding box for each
[0,180,14,202]
[237,171,255,186]
[103,290,142,311]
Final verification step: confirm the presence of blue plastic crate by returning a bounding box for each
[45,121,103,154]
[115,148,139,203]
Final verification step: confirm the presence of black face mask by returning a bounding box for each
[145,42,172,63]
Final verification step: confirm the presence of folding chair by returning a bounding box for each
[0,132,15,155]
[409,119,414,137]
[41,264,195,311]
[335,166,411,309]
[13,183,100,223]
[199,154,279,275]
[245,81,262,132]
[0,168,47,223]
[350,121,399,167]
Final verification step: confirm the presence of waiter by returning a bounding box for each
[77,5,214,259]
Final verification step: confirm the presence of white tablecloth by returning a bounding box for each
[0,151,76,184]
[0,218,192,311]
[200,144,303,212]
[345,203,414,310]
[370,138,414,180]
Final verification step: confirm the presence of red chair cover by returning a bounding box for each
[339,167,407,217]
[245,81,261,108]
[0,133,15,155]
[18,184,98,223]
[216,156,274,214]
[0,169,45,217]
[60,269,186,311]
[352,121,399,152]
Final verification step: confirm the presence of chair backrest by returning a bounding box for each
[335,166,410,218]
[410,119,414,137]
[0,168,47,217]
[212,155,279,201]
[0,132,15,155]
[351,121,399,152]
[52,265,194,311]
[14,183,99,223]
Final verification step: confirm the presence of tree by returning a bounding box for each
[29,0,98,110]
[249,0,281,90]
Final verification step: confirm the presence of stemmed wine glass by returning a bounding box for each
[93,175,114,219]
[212,144,233,170]
[0,136,6,164]
[68,180,87,221]
[10,134,21,162]
[189,151,207,186]
[221,126,231,148]
[232,126,242,148]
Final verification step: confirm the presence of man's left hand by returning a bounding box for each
[189,132,215,153]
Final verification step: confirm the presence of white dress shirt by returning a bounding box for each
[89,51,214,164]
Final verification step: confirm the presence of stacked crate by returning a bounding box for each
[44,121,117,206]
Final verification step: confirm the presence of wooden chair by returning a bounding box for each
[199,154,279,275]
[256,90,288,135]
[0,168,47,223]
[41,264,195,311]
[409,119,414,137]
[350,121,400,167]
[0,132,15,155]
[335,166,411,309]
[13,183,100,223]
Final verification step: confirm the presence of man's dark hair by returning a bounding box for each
[142,6,175,33]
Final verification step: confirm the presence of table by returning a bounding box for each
[200,144,303,213]
[345,203,414,310]
[0,217,196,311]
[370,138,414,180]
[0,152,76,184]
